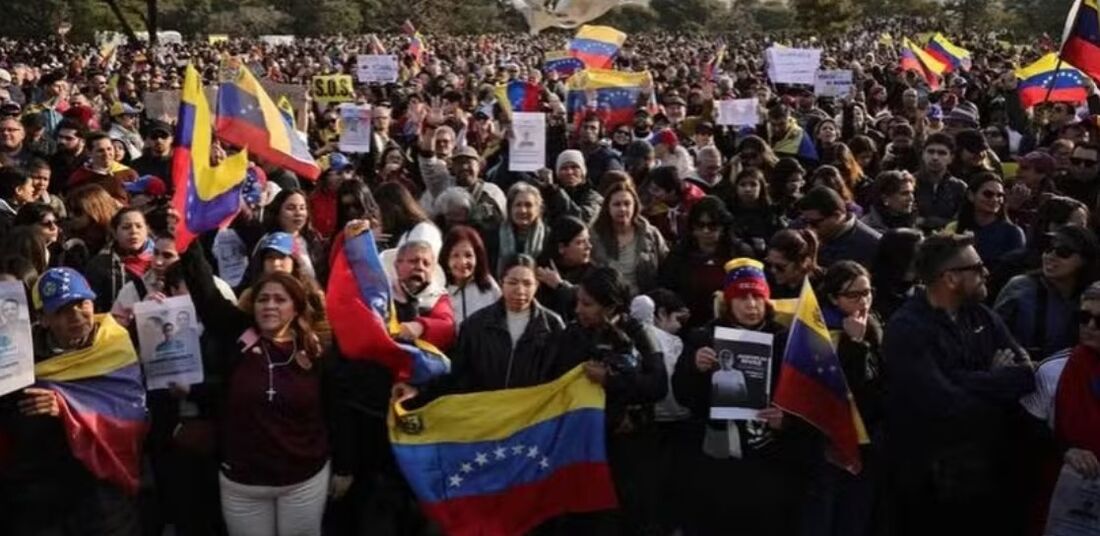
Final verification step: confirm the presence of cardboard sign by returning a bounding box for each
[765,47,822,85]
[814,69,854,98]
[356,55,399,83]
[311,75,355,104]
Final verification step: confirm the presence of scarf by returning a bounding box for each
[497,219,546,272]
[119,237,154,278]
[1055,344,1100,455]
[876,204,917,229]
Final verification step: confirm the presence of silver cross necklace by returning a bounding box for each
[262,338,298,402]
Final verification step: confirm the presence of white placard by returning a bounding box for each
[765,47,822,85]
[717,98,759,126]
[259,35,296,47]
[134,296,203,391]
[1045,464,1100,535]
[709,327,774,421]
[356,54,399,84]
[0,281,34,397]
[814,69,854,98]
[509,112,547,172]
[338,103,374,154]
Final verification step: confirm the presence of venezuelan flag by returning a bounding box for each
[773,279,868,475]
[1016,53,1090,108]
[171,64,250,251]
[924,34,971,73]
[326,230,450,384]
[390,366,617,536]
[215,66,321,181]
[543,50,584,79]
[566,69,651,132]
[706,44,727,82]
[1062,0,1100,81]
[569,25,626,70]
[900,38,943,90]
[34,315,148,494]
[494,81,542,117]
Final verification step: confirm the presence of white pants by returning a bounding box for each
[219,461,330,536]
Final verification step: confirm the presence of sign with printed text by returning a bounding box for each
[814,69,854,98]
[717,98,759,126]
[338,103,373,153]
[311,75,355,104]
[0,281,34,397]
[765,47,822,86]
[134,296,203,391]
[357,54,399,83]
[509,112,547,172]
[260,35,295,47]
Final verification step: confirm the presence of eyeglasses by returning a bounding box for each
[1076,310,1100,327]
[837,288,873,300]
[980,190,1005,200]
[1071,157,1099,167]
[39,219,57,229]
[1045,244,1079,259]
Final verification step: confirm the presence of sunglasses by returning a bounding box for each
[943,261,986,275]
[1045,244,1079,259]
[39,219,58,229]
[694,220,721,230]
[837,288,873,300]
[1076,310,1100,327]
[150,132,171,140]
[1071,157,1099,167]
[980,190,1005,200]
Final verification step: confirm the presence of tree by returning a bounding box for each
[207,5,293,35]
[295,0,363,35]
[790,0,860,34]
[1004,0,1076,37]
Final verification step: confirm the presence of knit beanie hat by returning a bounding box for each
[723,258,770,302]
[556,149,587,176]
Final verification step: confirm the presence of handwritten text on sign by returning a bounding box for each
[765,47,822,86]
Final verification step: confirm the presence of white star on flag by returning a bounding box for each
[460,462,473,473]
[474,452,489,466]
[539,457,550,469]
[512,444,526,455]
[448,474,463,488]
[527,445,539,458]
[494,447,507,459]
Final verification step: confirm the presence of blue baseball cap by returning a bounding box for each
[254,232,296,257]
[926,104,944,121]
[33,267,97,314]
[327,153,353,172]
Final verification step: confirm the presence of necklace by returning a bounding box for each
[262,337,298,402]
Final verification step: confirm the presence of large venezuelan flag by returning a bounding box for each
[1062,0,1100,81]
[34,315,148,494]
[569,25,626,70]
[171,64,251,251]
[326,230,450,384]
[494,81,543,117]
[773,279,868,475]
[543,50,585,79]
[215,66,321,181]
[566,69,652,132]
[924,34,971,73]
[390,366,618,536]
[1016,53,1090,108]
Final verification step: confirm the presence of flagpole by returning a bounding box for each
[1045,0,1084,106]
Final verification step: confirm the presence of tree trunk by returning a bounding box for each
[147,0,158,46]
[102,0,139,42]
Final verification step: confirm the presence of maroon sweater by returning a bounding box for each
[221,338,328,486]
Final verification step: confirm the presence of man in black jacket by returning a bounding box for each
[882,233,1035,536]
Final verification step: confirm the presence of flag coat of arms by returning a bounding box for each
[390,366,618,536]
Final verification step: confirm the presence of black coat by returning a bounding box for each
[449,300,567,392]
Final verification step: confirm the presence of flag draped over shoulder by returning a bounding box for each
[494,81,543,117]
[1016,53,1090,108]
[924,34,971,73]
[390,366,618,536]
[170,64,250,251]
[773,280,868,475]
[1062,0,1100,81]
[34,315,147,494]
[569,25,627,70]
[566,69,651,132]
[326,230,450,384]
[215,66,320,181]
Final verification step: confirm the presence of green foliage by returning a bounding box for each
[790,0,861,34]
[1003,0,1076,37]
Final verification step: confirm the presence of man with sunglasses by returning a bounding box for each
[1056,145,1100,208]
[132,120,174,195]
[915,132,968,233]
[796,186,881,269]
[883,233,1035,536]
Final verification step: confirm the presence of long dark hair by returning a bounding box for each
[374,182,429,237]
[593,180,644,259]
[956,172,1009,233]
[818,260,871,302]
[263,188,323,245]
[729,168,771,211]
[539,216,588,269]
[243,271,323,360]
[334,180,381,231]
[440,225,494,291]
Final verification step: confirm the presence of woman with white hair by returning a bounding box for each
[486,182,546,274]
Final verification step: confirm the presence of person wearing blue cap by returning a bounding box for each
[308,153,355,237]
[108,101,143,162]
[0,267,144,534]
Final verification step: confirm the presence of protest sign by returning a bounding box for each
[0,281,34,397]
[717,98,759,126]
[1044,464,1100,536]
[338,103,373,153]
[765,47,822,85]
[134,296,203,391]
[509,112,547,172]
[710,327,774,421]
[260,35,295,47]
[207,34,229,44]
[814,69,854,98]
[357,55,399,84]
[311,74,355,104]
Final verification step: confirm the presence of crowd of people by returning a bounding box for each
[1,14,1100,536]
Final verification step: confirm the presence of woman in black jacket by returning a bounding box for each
[448,254,567,391]
[673,258,808,536]
[558,266,667,534]
[802,261,884,536]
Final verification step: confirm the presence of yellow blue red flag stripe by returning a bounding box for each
[1016,53,1090,108]
[569,25,626,70]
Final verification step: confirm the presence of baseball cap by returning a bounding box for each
[926,104,944,121]
[327,152,354,172]
[124,175,168,197]
[453,146,480,160]
[1019,151,1056,174]
[254,232,296,257]
[147,120,173,137]
[110,102,139,117]
[33,267,97,314]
